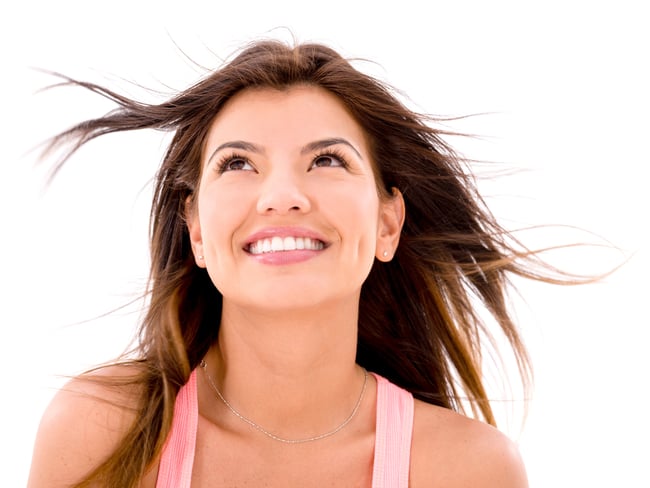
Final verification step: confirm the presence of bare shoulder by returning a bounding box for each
[27,363,152,488]
[410,399,528,488]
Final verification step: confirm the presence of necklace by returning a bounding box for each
[200,360,368,444]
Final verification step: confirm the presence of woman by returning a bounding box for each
[28,40,535,487]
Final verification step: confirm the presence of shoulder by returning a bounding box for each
[27,364,157,488]
[410,399,528,488]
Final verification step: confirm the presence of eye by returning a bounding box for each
[217,153,255,173]
[310,150,348,170]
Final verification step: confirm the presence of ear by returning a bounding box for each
[185,196,206,268]
[376,187,405,262]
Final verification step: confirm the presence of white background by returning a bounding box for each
[2,1,648,486]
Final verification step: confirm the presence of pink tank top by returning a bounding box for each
[156,370,414,487]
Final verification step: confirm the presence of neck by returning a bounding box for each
[200,297,366,440]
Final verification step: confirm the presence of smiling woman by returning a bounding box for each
[27,40,552,487]
[191,87,393,305]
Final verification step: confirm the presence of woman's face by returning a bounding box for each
[188,85,403,312]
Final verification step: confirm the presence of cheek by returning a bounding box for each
[328,185,380,245]
[197,186,244,250]
[197,188,245,295]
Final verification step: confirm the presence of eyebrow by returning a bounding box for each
[207,137,363,164]
[300,138,363,160]
[207,141,265,164]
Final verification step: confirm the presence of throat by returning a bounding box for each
[201,361,368,444]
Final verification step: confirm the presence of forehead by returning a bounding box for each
[204,85,370,156]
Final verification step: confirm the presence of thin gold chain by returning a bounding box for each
[200,360,368,444]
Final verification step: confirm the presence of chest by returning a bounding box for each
[190,417,375,487]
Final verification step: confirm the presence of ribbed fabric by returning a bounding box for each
[156,370,198,488]
[370,373,414,488]
[156,370,414,487]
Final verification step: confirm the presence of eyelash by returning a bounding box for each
[215,148,350,174]
[311,148,350,170]
[216,152,252,174]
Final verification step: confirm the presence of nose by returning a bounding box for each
[256,169,311,215]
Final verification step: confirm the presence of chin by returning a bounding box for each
[227,286,360,314]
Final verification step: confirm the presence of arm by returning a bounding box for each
[453,427,529,488]
[411,400,529,488]
[27,368,149,488]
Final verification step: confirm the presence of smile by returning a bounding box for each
[247,236,325,255]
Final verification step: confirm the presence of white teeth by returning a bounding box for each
[283,236,296,250]
[271,236,283,252]
[248,236,324,255]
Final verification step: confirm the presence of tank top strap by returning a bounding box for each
[371,373,414,488]
[155,369,413,487]
[156,370,199,488]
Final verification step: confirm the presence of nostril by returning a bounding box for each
[262,204,306,214]
[256,185,311,214]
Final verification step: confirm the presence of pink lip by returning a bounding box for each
[250,249,323,265]
[243,226,329,249]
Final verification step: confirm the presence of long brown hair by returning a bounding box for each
[46,40,551,487]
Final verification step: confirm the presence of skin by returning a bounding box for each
[27,85,528,487]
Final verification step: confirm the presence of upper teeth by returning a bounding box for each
[248,236,324,255]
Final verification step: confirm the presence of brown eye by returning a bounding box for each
[218,154,255,173]
[225,159,251,170]
[311,153,346,169]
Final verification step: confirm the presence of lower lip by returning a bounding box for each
[247,249,323,265]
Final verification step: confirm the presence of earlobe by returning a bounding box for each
[185,196,206,268]
[376,187,405,261]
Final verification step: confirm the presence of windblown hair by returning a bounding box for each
[47,40,548,487]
